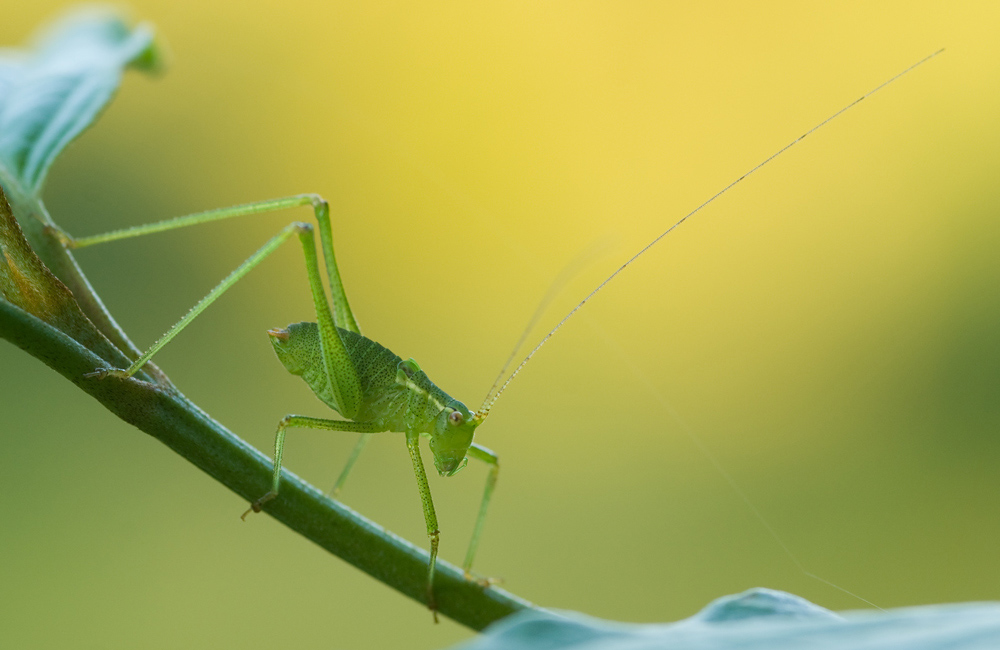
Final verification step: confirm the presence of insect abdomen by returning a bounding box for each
[338,328,409,424]
[271,322,455,432]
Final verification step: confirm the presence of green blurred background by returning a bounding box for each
[2,2,998,648]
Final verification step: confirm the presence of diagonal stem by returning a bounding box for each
[0,298,534,630]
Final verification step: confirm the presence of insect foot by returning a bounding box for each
[42,223,74,248]
[428,527,441,624]
[83,367,130,380]
[464,571,504,589]
[240,491,276,520]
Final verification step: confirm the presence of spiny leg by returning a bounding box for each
[328,432,373,498]
[58,194,361,334]
[464,443,500,580]
[294,224,362,419]
[53,195,318,249]
[405,431,441,622]
[312,200,359,334]
[83,224,364,425]
[57,194,361,379]
[86,221,304,379]
[243,416,383,518]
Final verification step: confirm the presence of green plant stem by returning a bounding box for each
[0,298,534,630]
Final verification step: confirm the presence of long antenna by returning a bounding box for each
[480,239,611,412]
[475,49,943,421]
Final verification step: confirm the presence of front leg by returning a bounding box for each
[405,431,441,622]
[463,443,499,579]
[242,416,383,519]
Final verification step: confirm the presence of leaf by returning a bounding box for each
[0,10,168,381]
[0,184,68,321]
[0,8,161,198]
[458,589,1000,650]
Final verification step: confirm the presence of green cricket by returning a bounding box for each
[50,50,941,619]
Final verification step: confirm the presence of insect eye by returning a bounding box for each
[448,411,463,425]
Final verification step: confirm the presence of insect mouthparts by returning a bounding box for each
[267,328,290,341]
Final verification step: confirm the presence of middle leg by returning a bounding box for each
[405,430,441,621]
[463,443,500,578]
[243,416,383,518]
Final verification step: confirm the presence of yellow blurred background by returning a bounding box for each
[2,2,998,648]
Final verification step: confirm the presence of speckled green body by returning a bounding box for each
[270,321,478,475]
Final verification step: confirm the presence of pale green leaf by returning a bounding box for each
[0,8,159,197]
[458,589,1000,650]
